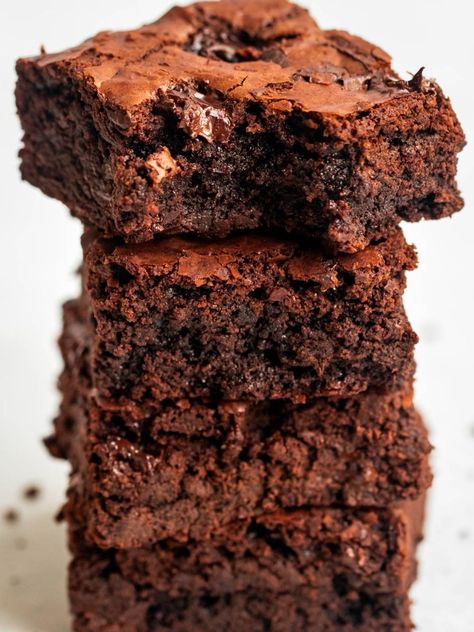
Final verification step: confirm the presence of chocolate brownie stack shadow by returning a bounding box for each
[16,0,464,630]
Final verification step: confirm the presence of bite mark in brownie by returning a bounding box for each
[16,0,464,250]
[66,488,425,632]
[81,230,417,405]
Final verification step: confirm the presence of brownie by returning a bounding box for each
[66,488,425,632]
[80,230,417,406]
[16,0,464,252]
[47,315,431,548]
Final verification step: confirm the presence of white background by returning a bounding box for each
[0,1,473,630]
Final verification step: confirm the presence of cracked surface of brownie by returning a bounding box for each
[16,0,464,251]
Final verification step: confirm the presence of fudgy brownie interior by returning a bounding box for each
[47,305,430,547]
[81,230,417,404]
[66,488,425,632]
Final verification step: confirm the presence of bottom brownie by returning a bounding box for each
[67,492,424,632]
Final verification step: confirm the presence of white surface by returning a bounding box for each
[0,1,473,630]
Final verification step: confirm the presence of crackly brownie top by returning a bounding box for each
[23,0,432,139]
[85,229,415,289]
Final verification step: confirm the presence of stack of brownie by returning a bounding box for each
[16,1,464,630]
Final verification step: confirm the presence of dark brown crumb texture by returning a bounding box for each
[82,230,417,405]
[66,490,425,632]
[46,302,431,548]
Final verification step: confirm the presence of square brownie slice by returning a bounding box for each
[81,230,417,405]
[46,300,431,548]
[66,489,425,632]
[54,392,432,550]
[16,0,464,251]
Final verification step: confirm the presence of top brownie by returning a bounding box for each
[16,0,464,251]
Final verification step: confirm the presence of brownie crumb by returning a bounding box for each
[56,506,66,523]
[22,485,41,501]
[3,509,20,524]
[408,67,425,91]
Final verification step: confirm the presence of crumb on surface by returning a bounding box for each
[3,509,20,524]
[22,485,41,501]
